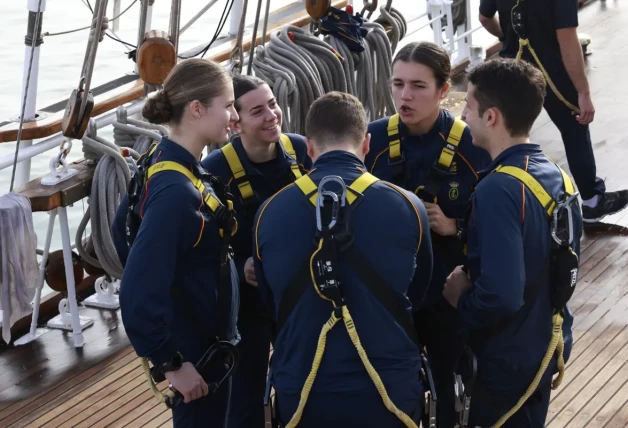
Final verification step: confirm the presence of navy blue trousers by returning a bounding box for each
[226,316,273,428]
[276,387,422,428]
[468,379,552,427]
[542,72,605,200]
[172,377,231,428]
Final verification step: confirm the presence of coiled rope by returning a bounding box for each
[75,120,142,280]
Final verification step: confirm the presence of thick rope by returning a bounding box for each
[364,21,395,119]
[76,121,139,280]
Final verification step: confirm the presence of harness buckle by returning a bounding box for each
[316,175,347,232]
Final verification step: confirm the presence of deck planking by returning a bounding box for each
[1,1,628,426]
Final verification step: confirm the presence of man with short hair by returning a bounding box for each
[445,58,583,427]
[253,91,433,427]
[479,0,628,223]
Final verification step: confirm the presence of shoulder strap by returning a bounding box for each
[387,114,405,187]
[278,172,420,347]
[221,143,255,201]
[438,117,465,170]
[279,134,303,180]
[493,163,573,217]
[147,160,238,237]
[418,117,466,202]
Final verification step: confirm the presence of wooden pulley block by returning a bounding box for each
[61,86,95,139]
[81,247,106,277]
[305,0,331,20]
[45,250,85,293]
[137,30,177,86]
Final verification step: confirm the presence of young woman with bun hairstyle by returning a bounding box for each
[113,58,239,428]
[201,73,311,428]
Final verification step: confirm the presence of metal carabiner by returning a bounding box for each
[551,192,579,246]
[316,175,347,232]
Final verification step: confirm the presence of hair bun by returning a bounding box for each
[142,90,173,124]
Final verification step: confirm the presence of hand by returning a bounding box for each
[164,362,208,403]
[423,202,458,236]
[244,257,258,286]
[443,265,472,308]
[576,92,595,125]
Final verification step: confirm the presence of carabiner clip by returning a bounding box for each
[316,176,347,232]
[552,192,579,246]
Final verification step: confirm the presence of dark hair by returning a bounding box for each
[143,58,232,125]
[467,57,546,137]
[232,74,268,112]
[305,91,367,148]
[392,41,451,88]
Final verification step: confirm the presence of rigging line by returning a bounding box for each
[84,0,137,48]
[9,0,44,192]
[44,0,138,37]
[178,0,234,59]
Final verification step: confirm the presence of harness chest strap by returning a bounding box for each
[146,160,238,237]
[221,135,303,201]
[388,114,465,168]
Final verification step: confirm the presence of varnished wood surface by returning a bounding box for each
[0,0,348,144]
[0,2,627,427]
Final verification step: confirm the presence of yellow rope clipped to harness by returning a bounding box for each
[511,0,580,114]
[140,357,177,404]
[490,312,565,428]
[285,239,418,428]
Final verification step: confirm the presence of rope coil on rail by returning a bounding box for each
[75,119,144,280]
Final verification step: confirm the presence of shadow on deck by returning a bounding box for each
[1,1,628,426]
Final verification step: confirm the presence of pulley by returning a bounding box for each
[306,0,331,20]
[137,30,177,86]
[61,77,94,139]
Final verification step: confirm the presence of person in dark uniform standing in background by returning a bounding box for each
[445,58,583,427]
[201,74,311,428]
[479,0,628,223]
[114,59,240,427]
[365,41,491,427]
[254,92,433,427]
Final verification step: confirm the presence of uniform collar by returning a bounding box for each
[157,136,203,171]
[481,143,544,177]
[312,150,365,171]
[230,136,293,176]
[400,109,449,139]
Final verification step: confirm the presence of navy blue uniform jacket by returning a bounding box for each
[365,109,491,306]
[201,134,311,322]
[113,137,238,366]
[253,150,433,399]
[460,144,581,396]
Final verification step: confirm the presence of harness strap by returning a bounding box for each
[221,143,255,201]
[279,133,304,180]
[387,114,465,199]
[146,160,238,237]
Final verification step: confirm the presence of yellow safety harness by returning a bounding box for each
[284,172,420,428]
[387,114,466,200]
[511,0,581,113]
[486,163,578,428]
[221,134,303,202]
[126,142,239,408]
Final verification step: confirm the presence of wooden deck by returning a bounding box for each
[1,1,627,427]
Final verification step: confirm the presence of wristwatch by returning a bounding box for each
[159,351,184,373]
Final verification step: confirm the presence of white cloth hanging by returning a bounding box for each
[0,192,39,344]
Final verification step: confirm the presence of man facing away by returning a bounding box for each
[479,0,628,223]
[253,91,434,427]
[445,58,583,427]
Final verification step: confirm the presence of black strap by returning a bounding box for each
[417,164,455,203]
[344,245,420,347]
[275,243,420,348]
[276,258,311,334]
